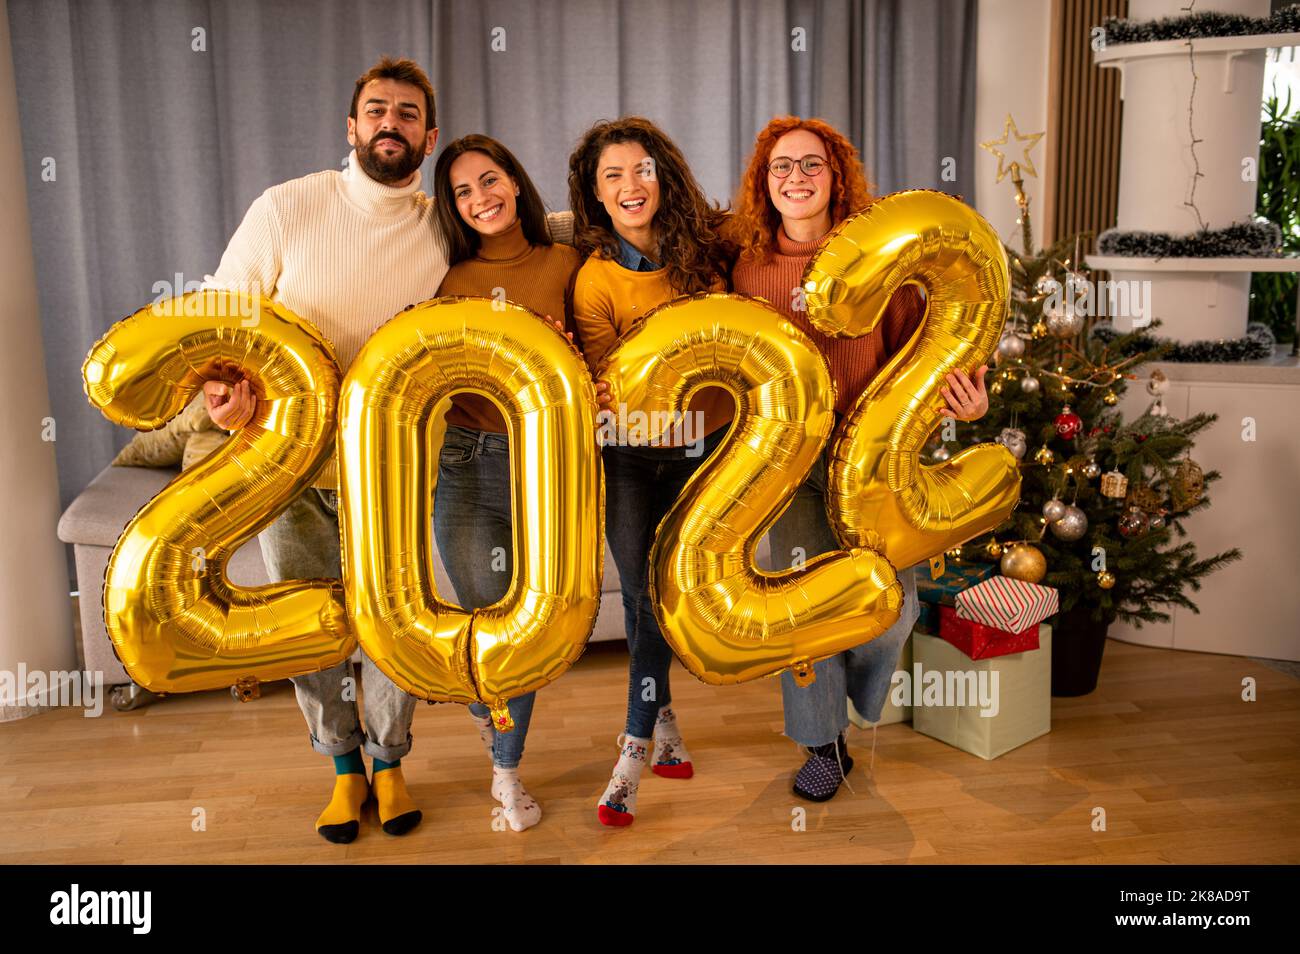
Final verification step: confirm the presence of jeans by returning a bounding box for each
[258,488,417,761]
[764,447,921,747]
[432,425,535,769]
[603,427,727,739]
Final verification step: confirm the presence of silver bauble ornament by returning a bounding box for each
[1044,301,1085,338]
[997,333,1026,360]
[997,427,1027,460]
[1034,274,1059,296]
[1020,374,1040,394]
[1083,459,1102,479]
[1043,498,1068,522]
[1049,505,1089,541]
[932,444,951,462]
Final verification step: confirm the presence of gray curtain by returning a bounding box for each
[8,0,976,561]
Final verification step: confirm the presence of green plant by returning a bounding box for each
[1250,88,1300,346]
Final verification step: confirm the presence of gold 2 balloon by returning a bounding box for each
[598,293,903,687]
[337,297,603,730]
[82,291,353,694]
[803,190,1021,570]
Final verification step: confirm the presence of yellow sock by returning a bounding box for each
[315,773,369,844]
[372,766,422,836]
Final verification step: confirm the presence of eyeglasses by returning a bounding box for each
[767,155,828,178]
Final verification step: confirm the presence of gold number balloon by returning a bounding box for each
[804,190,1021,569]
[82,290,354,694]
[338,297,603,729]
[598,293,902,687]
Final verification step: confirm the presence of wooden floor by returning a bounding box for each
[2,638,1298,864]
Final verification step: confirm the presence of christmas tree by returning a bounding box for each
[937,130,1241,626]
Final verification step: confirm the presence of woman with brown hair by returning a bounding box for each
[728,117,989,802]
[568,116,732,827]
[431,134,582,830]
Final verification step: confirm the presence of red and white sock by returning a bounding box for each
[652,706,694,779]
[491,766,541,831]
[597,735,648,827]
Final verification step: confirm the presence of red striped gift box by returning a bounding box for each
[955,575,1059,633]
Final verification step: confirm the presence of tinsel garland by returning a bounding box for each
[1103,5,1300,45]
[1097,220,1283,259]
[1090,322,1276,362]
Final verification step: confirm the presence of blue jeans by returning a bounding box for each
[602,427,727,739]
[764,447,920,747]
[433,425,535,769]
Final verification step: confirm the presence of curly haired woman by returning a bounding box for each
[568,116,733,827]
[728,117,989,802]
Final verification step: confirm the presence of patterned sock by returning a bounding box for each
[491,766,542,831]
[597,735,649,827]
[315,772,369,844]
[792,733,855,803]
[371,760,422,836]
[469,709,495,759]
[651,706,694,779]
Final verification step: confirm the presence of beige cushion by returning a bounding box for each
[112,394,216,468]
[181,428,228,471]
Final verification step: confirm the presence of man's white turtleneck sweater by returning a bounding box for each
[206,149,449,488]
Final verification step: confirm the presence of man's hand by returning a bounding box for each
[940,365,989,422]
[203,364,257,430]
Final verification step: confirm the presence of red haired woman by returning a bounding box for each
[728,117,989,801]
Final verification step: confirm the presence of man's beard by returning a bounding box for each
[356,130,423,184]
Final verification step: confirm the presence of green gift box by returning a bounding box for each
[916,562,997,607]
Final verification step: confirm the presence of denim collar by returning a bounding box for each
[615,233,661,272]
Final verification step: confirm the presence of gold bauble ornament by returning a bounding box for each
[1031,321,1048,339]
[1033,445,1055,465]
[1001,543,1047,583]
[1097,570,1116,589]
[986,540,1003,558]
[1102,390,1119,406]
[990,378,1004,396]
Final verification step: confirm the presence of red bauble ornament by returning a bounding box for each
[1054,406,1083,440]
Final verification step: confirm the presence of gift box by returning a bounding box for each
[911,627,1052,760]
[915,562,997,607]
[939,604,1040,660]
[956,575,1059,633]
[847,633,914,727]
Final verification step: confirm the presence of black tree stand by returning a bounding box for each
[1050,605,1112,697]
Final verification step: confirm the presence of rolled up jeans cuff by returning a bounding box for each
[307,727,367,758]
[363,732,414,762]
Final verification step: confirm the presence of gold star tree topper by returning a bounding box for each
[980,113,1045,183]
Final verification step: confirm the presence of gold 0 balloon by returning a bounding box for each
[82,290,353,694]
[803,190,1022,569]
[338,297,603,730]
[599,293,902,687]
